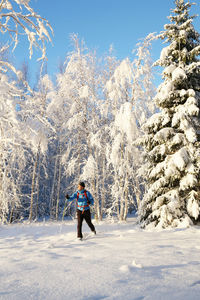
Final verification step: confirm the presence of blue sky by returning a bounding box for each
[12,0,200,86]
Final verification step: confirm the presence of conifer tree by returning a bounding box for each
[139,0,200,228]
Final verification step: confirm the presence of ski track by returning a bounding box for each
[1,217,200,300]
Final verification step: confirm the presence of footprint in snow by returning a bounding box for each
[132,260,143,268]
[48,243,56,249]
[191,280,200,287]
[119,260,143,273]
[119,265,130,273]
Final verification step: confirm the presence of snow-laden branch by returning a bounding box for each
[0,0,53,60]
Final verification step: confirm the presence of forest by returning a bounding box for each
[1,0,200,229]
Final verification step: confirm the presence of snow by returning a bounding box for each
[149,161,165,179]
[79,85,89,98]
[180,30,187,38]
[105,58,133,101]
[1,217,200,300]
[172,147,190,171]
[25,28,36,59]
[186,96,198,106]
[115,102,138,141]
[154,127,174,142]
[155,81,174,104]
[187,191,199,220]
[180,173,197,191]
[163,64,176,76]
[143,109,170,135]
[184,126,197,143]
[81,155,96,180]
[112,58,133,86]
[109,133,121,166]
[160,45,170,61]
[172,67,187,82]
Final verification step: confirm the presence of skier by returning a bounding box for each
[66,182,96,240]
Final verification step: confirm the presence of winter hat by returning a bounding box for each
[79,182,85,188]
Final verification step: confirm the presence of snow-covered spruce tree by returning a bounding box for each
[139,0,200,229]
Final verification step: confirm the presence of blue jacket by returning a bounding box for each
[67,189,94,211]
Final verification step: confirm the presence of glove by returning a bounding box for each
[65,194,70,199]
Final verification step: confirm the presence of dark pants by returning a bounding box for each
[77,209,95,238]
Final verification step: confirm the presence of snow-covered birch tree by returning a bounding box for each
[105,58,137,220]
[28,74,53,221]
[138,0,200,229]
[46,72,71,220]
[79,52,103,220]
[0,74,22,222]
[88,47,119,220]
[131,33,156,208]
[0,0,52,223]
[103,35,156,221]
[58,35,101,218]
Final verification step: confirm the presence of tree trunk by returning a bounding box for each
[119,140,125,221]
[9,203,15,224]
[134,177,142,209]
[56,145,62,221]
[100,156,106,221]
[123,175,129,221]
[94,151,100,221]
[119,197,124,221]
[50,149,59,219]
[29,145,40,221]
[35,152,42,220]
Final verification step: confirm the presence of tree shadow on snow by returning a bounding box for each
[131,262,200,280]
[82,296,108,300]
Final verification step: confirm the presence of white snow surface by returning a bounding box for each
[172,67,187,82]
[1,216,200,300]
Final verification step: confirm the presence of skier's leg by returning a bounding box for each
[77,210,83,238]
[84,209,96,233]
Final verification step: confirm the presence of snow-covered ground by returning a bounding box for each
[1,216,200,300]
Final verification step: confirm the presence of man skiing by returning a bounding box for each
[66,182,96,240]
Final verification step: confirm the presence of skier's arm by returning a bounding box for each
[66,192,77,202]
